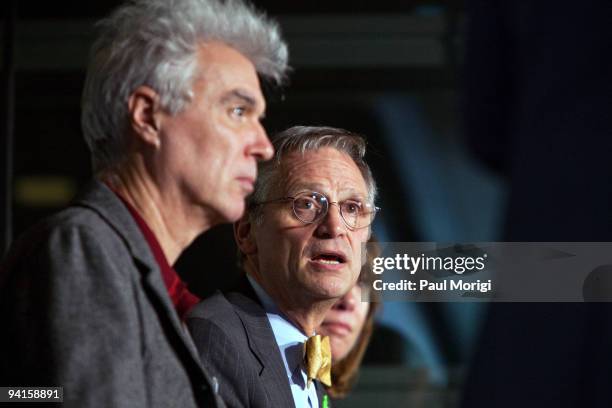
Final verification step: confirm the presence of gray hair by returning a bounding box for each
[247,125,378,219]
[81,0,289,173]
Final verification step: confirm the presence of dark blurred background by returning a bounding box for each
[2,1,611,407]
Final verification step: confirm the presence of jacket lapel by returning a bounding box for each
[72,181,208,380]
[227,277,297,408]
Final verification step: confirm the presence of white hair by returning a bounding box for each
[81,0,289,173]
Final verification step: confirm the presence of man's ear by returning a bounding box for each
[234,214,257,256]
[127,86,162,148]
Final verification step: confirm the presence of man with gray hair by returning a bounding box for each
[187,126,379,407]
[0,0,288,407]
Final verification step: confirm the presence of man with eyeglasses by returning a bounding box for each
[187,126,379,408]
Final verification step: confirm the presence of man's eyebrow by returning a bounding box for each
[222,89,257,107]
[289,184,367,199]
[222,89,266,118]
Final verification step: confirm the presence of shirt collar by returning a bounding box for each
[247,275,309,340]
[247,275,310,379]
[110,187,199,320]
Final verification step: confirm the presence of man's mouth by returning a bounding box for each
[236,177,255,193]
[311,252,347,265]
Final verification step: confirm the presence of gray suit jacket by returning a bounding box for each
[187,277,330,408]
[0,181,224,408]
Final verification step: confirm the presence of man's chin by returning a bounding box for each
[225,205,245,223]
[208,200,245,226]
[308,281,352,301]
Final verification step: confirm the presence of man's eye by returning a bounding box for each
[231,106,246,117]
[343,201,362,214]
[295,198,316,210]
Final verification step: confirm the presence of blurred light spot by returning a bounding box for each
[15,176,76,207]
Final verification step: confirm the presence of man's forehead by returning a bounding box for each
[281,148,361,169]
[194,42,266,118]
[277,149,368,196]
[196,42,264,98]
[286,181,367,197]
[282,148,356,167]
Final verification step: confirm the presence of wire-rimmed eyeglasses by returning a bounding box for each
[255,190,380,229]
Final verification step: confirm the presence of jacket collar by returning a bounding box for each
[72,180,211,385]
[227,276,297,407]
[72,180,159,270]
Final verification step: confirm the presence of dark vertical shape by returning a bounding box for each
[462,1,612,407]
[1,0,16,255]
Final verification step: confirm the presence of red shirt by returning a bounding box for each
[114,192,200,320]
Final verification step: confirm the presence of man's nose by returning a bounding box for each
[249,122,274,161]
[314,203,347,239]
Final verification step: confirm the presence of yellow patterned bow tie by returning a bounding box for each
[303,334,332,388]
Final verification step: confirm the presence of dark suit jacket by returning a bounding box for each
[0,181,224,408]
[187,277,330,408]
